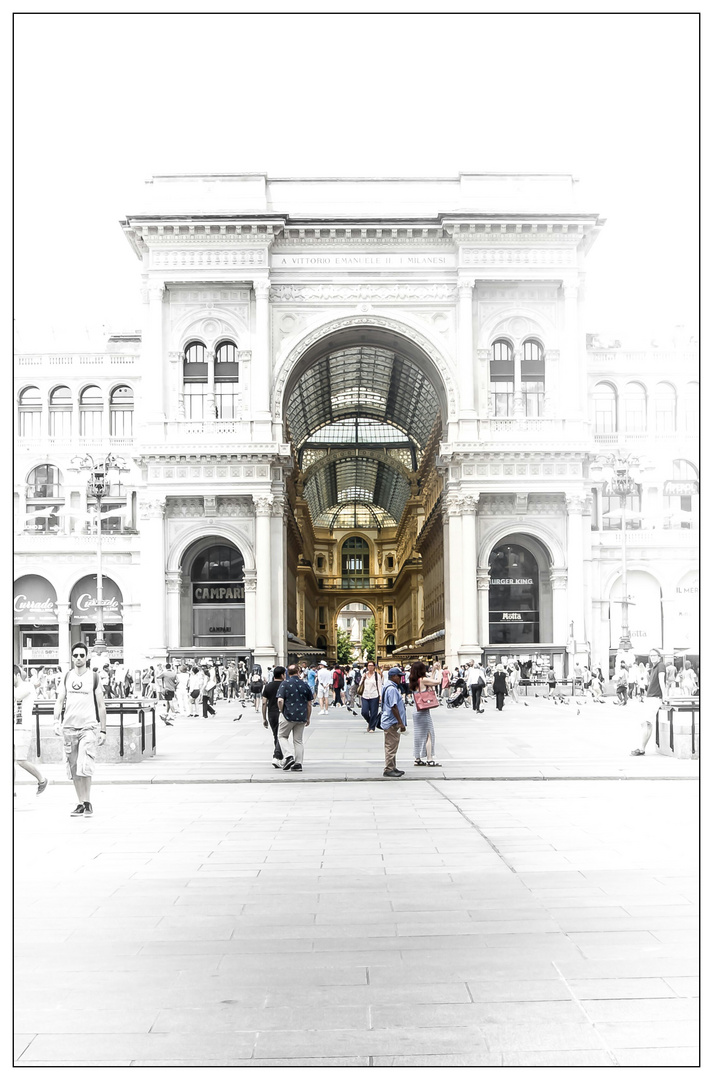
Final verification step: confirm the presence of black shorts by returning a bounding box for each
[190,689,201,700]
[164,691,175,701]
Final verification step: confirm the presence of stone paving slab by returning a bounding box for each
[14,776,698,1067]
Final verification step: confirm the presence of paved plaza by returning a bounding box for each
[14,697,699,1067]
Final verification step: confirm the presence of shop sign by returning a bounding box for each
[501,612,523,621]
[70,576,123,622]
[193,584,245,604]
[23,648,58,659]
[664,480,698,496]
[490,578,534,586]
[14,576,58,624]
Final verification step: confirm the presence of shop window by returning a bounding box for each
[183,341,208,420]
[522,340,545,417]
[664,459,698,529]
[215,340,240,419]
[654,382,676,434]
[25,464,63,533]
[341,536,370,588]
[623,382,647,432]
[18,386,42,438]
[49,386,72,438]
[488,543,540,644]
[490,340,514,416]
[79,385,103,438]
[190,543,246,648]
[110,385,134,437]
[593,382,617,433]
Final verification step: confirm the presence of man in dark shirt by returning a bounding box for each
[261,665,285,768]
[631,648,667,756]
[277,663,314,772]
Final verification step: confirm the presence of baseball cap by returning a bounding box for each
[388,666,403,678]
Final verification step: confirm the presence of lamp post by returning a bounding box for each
[592,451,645,652]
[71,453,127,654]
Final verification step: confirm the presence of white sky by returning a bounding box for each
[13,12,699,350]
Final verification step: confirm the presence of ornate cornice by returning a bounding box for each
[461,246,577,267]
[151,248,267,269]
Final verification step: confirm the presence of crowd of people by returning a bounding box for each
[14,648,700,811]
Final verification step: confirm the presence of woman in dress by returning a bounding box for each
[409,660,441,767]
[441,665,451,701]
[492,664,509,712]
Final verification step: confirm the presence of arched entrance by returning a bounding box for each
[14,574,59,669]
[184,540,246,650]
[280,325,449,663]
[70,575,124,659]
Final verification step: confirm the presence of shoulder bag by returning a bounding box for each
[413,688,439,710]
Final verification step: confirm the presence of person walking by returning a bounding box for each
[187,665,204,717]
[346,664,360,714]
[14,665,48,798]
[492,664,508,712]
[306,664,317,701]
[380,667,407,777]
[201,665,217,717]
[409,660,441,767]
[637,663,648,702]
[359,660,382,732]
[53,642,107,817]
[316,661,331,714]
[680,661,698,695]
[631,648,667,756]
[276,664,314,772]
[249,668,265,711]
[441,664,451,701]
[466,661,486,713]
[508,661,523,704]
[176,664,190,715]
[159,663,179,724]
[331,665,344,707]
[615,663,629,705]
[262,665,285,768]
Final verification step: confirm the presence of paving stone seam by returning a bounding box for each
[423,779,518,872]
[14,775,695,786]
[550,962,621,1066]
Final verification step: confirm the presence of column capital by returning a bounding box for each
[444,495,463,519]
[566,494,586,514]
[549,568,568,590]
[148,284,166,302]
[458,275,476,293]
[461,493,480,513]
[168,351,182,363]
[253,280,271,301]
[243,569,258,592]
[165,572,182,595]
[253,495,274,516]
[477,348,491,364]
[476,567,490,591]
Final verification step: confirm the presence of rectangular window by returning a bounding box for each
[184,384,207,420]
[492,381,514,417]
[110,409,133,437]
[19,411,42,438]
[602,491,642,530]
[80,410,103,438]
[522,380,544,417]
[49,410,72,438]
[387,605,394,625]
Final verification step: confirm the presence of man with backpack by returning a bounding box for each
[53,642,107,817]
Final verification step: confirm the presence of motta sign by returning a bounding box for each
[501,612,523,621]
[193,584,245,604]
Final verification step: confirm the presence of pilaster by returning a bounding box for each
[457,275,475,413]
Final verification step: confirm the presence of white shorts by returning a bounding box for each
[14,725,33,760]
[317,684,329,701]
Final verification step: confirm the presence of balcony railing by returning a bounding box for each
[593,431,697,445]
[15,435,135,451]
[15,352,140,370]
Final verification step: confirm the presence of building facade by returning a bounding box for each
[13,174,698,677]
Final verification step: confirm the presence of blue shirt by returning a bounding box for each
[306,669,316,692]
[380,681,407,729]
[277,676,313,723]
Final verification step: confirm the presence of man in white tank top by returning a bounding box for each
[54,643,107,817]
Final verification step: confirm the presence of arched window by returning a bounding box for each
[593,382,617,433]
[490,340,514,417]
[684,382,699,432]
[664,459,699,529]
[183,341,208,420]
[49,386,72,438]
[654,383,676,434]
[25,464,63,534]
[110,385,134,437]
[215,341,240,419]
[341,536,370,589]
[79,385,103,438]
[18,386,42,438]
[190,543,246,648]
[522,340,545,417]
[623,382,647,432]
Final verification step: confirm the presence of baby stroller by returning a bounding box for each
[446,677,469,708]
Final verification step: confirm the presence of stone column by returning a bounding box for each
[457,276,475,413]
[206,348,216,419]
[549,569,569,645]
[142,284,166,425]
[476,567,490,652]
[168,351,183,420]
[459,494,480,654]
[563,282,580,417]
[512,347,524,417]
[543,349,559,417]
[565,495,585,645]
[138,497,167,657]
[476,349,491,417]
[57,602,71,669]
[444,495,462,664]
[252,281,272,423]
[165,571,182,649]
[253,496,274,654]
[243,570,257,651]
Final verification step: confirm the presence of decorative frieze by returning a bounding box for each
[138,498,166,519]
[165,498,203,518]
[270,283,458,303]
[151,249,267,269]
[461,247,577,267]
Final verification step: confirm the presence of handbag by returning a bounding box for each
[413,688,439,710]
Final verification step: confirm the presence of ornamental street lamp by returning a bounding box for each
[71,453,128,654]
[591,451,647,652]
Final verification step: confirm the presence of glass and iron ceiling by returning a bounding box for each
[287,345,440,530]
